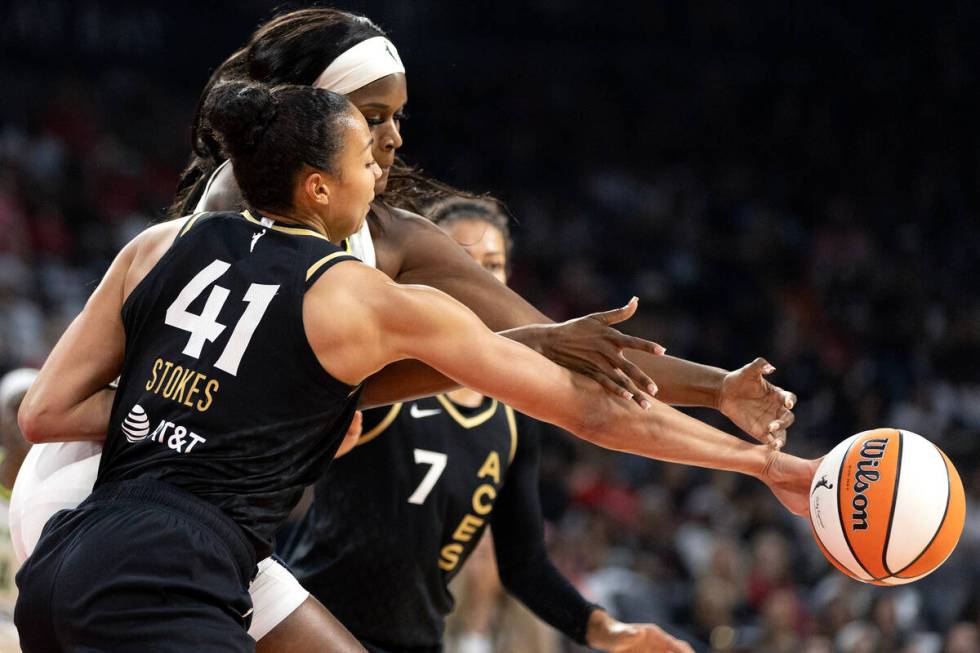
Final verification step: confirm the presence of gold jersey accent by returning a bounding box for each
[306,251,352,282]
[177,212,206,238]
[438,450,504,572]
[144,358,219,413]
[356,403,403,448]
[436,395,499,429]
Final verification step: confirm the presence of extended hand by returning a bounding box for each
[536,297,666,408]
[719,358,797,448]
[587,611,695,653]
[759,450,819,517]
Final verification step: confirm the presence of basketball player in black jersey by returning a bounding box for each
[282,197,692,653]
[15,79,816,652]
[180,8,803,452]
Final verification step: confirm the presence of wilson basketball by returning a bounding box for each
[809,428,965,585]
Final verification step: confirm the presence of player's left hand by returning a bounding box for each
[587,611,695,653]
[535,297,667,408]
[718,357,796,448]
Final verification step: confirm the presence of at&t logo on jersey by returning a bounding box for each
[122,403,207,454]
[122,404,151,442]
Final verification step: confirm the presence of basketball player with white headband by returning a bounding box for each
[12,8,810,653]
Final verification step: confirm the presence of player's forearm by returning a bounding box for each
[360,360,456,408]
[360,325,564,408]
[19,387,113,443]
[624,350,726,407]
[419,314,761,478]
[496,551,598,645]
[429,275,729,407]
[580,395,769,478]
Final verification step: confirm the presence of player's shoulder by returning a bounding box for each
[372,203,444,242]
[304,256,392,331]
[131,211,232,251]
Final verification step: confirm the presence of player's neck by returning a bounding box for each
[446,388,484,408]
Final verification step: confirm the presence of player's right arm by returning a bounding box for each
[18,221,183,444]
[306,262,816,515]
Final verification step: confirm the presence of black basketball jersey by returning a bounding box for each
[282,394,519,650]
[97,210,362,560]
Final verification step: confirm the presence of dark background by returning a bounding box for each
[2,2,979,652]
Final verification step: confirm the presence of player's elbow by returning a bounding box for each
[17,394,59,444]
[18,399,45,444]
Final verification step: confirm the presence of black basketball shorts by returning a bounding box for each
[15,478,258,653]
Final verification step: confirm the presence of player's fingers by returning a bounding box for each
[610,332,667,356]
[767,429,787,450]
[616,355,659,397]
[783,390,797,409]
[590,296,638,325]
[768,407,795,434]
[750,356,775,376]
[597,343,649,396]
[610,367,651,409]
[591,369,636,403]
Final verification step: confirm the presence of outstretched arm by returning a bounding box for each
[200,171,795,440]
[385,208,796,443]
[307,262,816,515]
[359,300,654,409]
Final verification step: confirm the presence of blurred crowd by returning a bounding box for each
[2,2,979,652]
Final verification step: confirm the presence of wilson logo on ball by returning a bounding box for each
[809,428,965,585]
[851,438,888,531]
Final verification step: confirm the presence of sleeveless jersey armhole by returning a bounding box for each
[305,252,361,287]
[293,241,364,400]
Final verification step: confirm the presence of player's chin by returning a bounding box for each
[374,169,390,194]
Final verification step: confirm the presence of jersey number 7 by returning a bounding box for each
[165,260,279,376]
[408,449,448,505]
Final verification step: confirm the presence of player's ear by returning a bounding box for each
[305,171,331,207]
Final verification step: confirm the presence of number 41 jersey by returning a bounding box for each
[97,210,363,559]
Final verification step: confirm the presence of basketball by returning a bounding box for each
[809,428,965,585]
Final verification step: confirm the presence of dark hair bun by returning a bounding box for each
[202,81,279,156]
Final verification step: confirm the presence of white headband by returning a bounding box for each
[314,36,405,95]
[0,368,38,417]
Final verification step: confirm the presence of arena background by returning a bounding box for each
[2,1,979,652]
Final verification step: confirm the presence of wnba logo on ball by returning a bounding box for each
[122,404,151,442]
[851,438,888,531]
